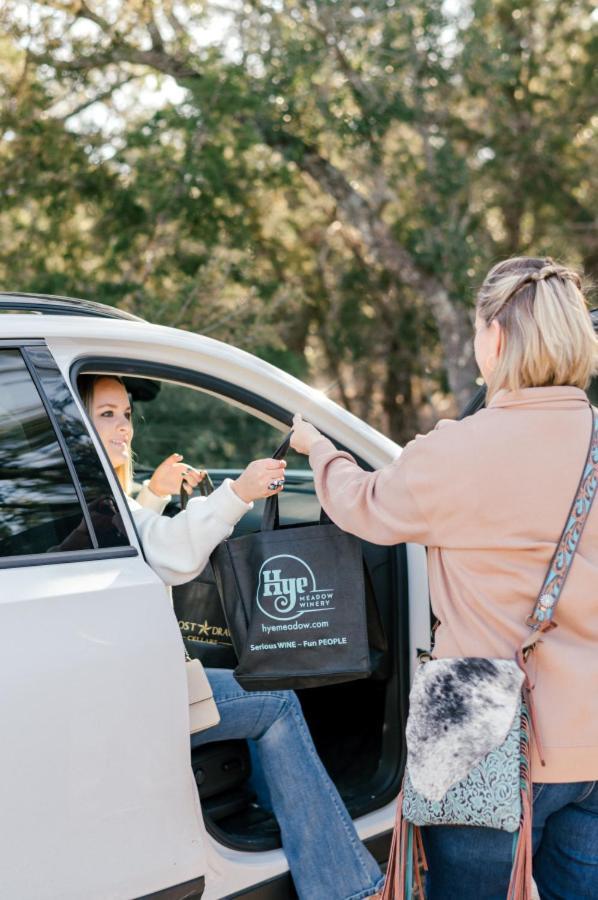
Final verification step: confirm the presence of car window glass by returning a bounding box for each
[128,379,309,471]
[0,348,93,557]
[587,378,598,406]
[26,347,130,549]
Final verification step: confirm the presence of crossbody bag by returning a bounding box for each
[382,409,598,900]
[186,656,221,734]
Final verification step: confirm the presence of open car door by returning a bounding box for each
[0,343,207,900]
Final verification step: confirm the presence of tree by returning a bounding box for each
[1,0,596,442]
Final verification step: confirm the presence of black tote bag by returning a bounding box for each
[174,474,237,668]
[210,439,371,690]
[173,560,238,668]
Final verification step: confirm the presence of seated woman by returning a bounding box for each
[79,373,383,900]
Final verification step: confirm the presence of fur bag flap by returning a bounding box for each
[405,657,524,801]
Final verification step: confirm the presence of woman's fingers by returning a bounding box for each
[264,458,286,495]
[180,466,208,501]
[150,456,207,497]
[174,463,202,479]
[290,413,322,455]
[180,467,202,485]
[232,457,286,503]
[265,459,287,469]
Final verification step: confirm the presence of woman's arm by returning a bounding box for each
[130,478,251,585]
[130,456,286,585]
[291,414,433,546]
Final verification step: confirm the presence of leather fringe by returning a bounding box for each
[517,648,546,767]
[381,790,427,899]
[507,703,534,899]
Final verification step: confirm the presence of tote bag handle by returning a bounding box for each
[180,470,215,510]
[261,430,332,532]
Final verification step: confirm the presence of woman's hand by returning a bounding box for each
[290,414,324,456]
[232,458,287,503]
[148,453,207,497]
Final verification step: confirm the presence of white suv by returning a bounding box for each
[0,293,432,900]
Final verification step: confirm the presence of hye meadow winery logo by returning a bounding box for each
[256,554,335,621]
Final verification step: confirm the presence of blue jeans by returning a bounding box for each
[192,668,384,900]
[422,781,598,899]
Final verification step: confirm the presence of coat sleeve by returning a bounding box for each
[129,478,252,586]
[308,431,447,547]
[135,481,171,514]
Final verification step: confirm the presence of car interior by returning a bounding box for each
[80,368,410,856]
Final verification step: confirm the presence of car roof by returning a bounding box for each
[0,292,144,322]
[1,298,401,467]
[4,291,597,330]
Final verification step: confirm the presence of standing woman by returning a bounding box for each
[291,257,598,899]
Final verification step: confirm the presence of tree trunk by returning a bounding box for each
[263,130,478,410]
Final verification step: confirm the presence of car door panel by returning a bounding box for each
[0,557,207,899]
[0,344,208,899]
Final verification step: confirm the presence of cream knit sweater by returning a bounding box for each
[129,478,251,586]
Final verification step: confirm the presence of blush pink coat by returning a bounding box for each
[309,386,598,782]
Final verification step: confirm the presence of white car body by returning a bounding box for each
[0,308,431,899]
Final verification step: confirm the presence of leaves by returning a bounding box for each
[0,0,596,442]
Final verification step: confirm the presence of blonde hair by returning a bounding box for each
[476,256,598,401]
[78,374,134,495]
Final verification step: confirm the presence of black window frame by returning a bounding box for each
[71,357,295,431]
[0,341,137,569]
[70,356,298,568]
[70,355,375,531]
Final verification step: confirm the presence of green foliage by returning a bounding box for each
[0,0,596,442]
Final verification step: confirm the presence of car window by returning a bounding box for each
[127,378,308,471]
[0,348,94,558]
[26,346,130,550]
[587,378,598,406]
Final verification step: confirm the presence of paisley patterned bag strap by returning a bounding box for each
[525,407,598,640]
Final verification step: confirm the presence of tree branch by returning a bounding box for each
[29,41,201,81]
[55,75,137,123]
[301,4,380,110]
[255,122,477,405]
[163,2,188,43]
[142,0,166,54]
[76,0,112,33]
